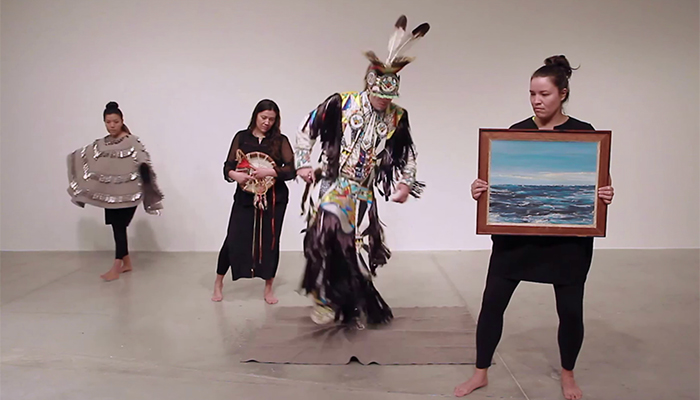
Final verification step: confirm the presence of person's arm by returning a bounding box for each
[274,135,296,181]
[379,111,423,203]
[223,132,254,185]
[223,133,242,183]
[295,111,317,173]
[249,135,297,181]
[295,93,342,183]
[391,112,418,188]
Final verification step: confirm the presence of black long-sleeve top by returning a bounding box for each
[223,129,295,205]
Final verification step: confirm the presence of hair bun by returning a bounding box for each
[544,55,573,79]
[105,101,120,110]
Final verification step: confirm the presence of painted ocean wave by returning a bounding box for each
[488,184,596,225]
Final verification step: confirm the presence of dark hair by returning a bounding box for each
[247,99,281,136]
[103,101,130,134]
[531,55,577,103]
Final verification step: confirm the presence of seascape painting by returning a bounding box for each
[488,140,599,226]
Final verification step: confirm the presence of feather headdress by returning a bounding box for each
[363,16,430,98]
[364,15,430,74]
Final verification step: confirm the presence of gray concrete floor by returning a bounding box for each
[1,249,698,399]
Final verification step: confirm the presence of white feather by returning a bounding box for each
[393,35,419,61]
[386,26,406,65]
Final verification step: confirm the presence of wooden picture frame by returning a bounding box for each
[476,128,612,237]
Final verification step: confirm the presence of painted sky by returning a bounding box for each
[490,140,599,186]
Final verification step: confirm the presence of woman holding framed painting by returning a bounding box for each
[455,56,615,400]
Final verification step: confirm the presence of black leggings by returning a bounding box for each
[112,224,129,260]
[105,207,136,261]
[475,273,585,371]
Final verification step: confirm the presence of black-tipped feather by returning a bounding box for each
[395,15,407,29]
[412,22,430,37]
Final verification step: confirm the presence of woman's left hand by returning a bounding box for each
[598,186,614,205]
[251,167,277,179]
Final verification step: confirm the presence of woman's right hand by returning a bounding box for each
[471,179,489,200]
[229,170,252,186]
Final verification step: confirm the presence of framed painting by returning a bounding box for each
[476,128,612,237]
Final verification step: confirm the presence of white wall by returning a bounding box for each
[1,0,698,251]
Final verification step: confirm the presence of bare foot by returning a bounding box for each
[101,260,122,281]
[454,368,488,397]
[264,279,278,304]
[211,280,223,302]
[120,256,132,273]
[561,369,583,400]
[264,292,278,305]
[100,269,120,281]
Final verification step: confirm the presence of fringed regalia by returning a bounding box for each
[294,15,429,326]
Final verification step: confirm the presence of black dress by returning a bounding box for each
[217,130,295,281]
[488,117,596,285]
